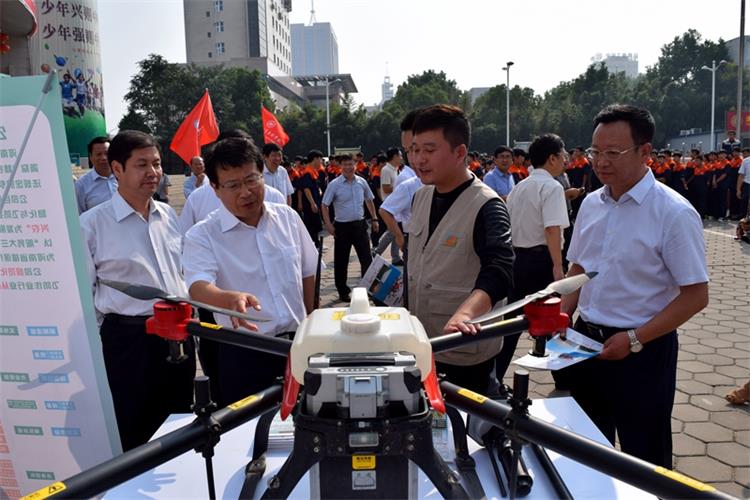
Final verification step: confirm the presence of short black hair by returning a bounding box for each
[528,133,565,168]
[217,128,253,141]
[400,108,423,132]
[412,104,470,150]
[307,150,324,163]
[376,154,387,165]
[294,155,304,162]
[386,147,401,161]
[262,143,282,156]
[339,153,354,162]
[204,137,261,185]
[512,148,527,159]
[493,146,512,157]
[593,104,655,146]
[87,136,110,157]
[108,130,160,170]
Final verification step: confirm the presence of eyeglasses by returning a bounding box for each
[219,174,263,192]
[585,145,640,162]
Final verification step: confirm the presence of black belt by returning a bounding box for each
[103,313,151,326]
[580,320,634,341]
[334,219,366,225]
[513,245,547,254]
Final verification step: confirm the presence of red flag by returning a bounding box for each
[170,90,220,165]
[262,106,290,147]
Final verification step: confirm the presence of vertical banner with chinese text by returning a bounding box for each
[0,75,119,498]
[34,0,106,161]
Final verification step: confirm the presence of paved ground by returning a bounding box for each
[165,175,749,497]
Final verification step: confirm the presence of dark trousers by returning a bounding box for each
[216,334,290,407]
[100,315,196,451]
[333,219,372,295]
[567,318,678,468]
[494,246,554,384]
[302,210,322,241]
[437,357,495,394]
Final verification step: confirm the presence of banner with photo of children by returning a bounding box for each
[36,0,106,160]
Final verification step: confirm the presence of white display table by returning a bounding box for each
[104,396,652,499]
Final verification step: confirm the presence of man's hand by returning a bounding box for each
[443,310,481,336]
[311,203,319,214]
[738,189,743,200]
[226,291,261,331]
[395,231,405,250]
[598,331,631,360]
[325,222,335,236]
[371,220,379,233]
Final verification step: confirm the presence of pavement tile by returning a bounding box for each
[711,410,750,430]
[672,404,709,422]
[672,434,706,456]
[709,481,750,498]
[698,337,735,349]
[684,422,734,442]
[694,353,734,366]
[736,466,750,485]
[678,360,716,374]
[735,430,750,447]
[677,379,714,395]
[707,442,750,466]
[694,372,739,386]
[681,343,717,355]
[674,456,732,482]
[689,394,738,412]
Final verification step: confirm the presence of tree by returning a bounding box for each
[471,85,541,150]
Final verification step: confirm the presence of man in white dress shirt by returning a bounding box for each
[80,130,195,451]
[562,105,709,468]
[182,137,317,406]
[262,143,294,205]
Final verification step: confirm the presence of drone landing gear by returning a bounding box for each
[260,410,469,499]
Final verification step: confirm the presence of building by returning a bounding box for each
[726,36,750,67]
[292,74,357,108]
[590,53,639,78]
[381,75,394,104]
[290,21,339,76]
[183,0,304,107]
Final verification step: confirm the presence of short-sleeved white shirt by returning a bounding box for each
[506,168,570,248]
[394,165,416,188]
[380,176,423,232]
[80,191,187,318]
[380,163,398,200]
[263,164,294,199]
[567,169,709,328]
[182,202,318,336]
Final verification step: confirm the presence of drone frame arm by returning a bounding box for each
[33,384,283,499]
[440,380,731,500]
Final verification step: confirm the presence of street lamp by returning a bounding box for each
[502,61,514,147]
[701,59,727,150]
[324,76,342,158]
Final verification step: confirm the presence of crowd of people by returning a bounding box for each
[72,102,748,472]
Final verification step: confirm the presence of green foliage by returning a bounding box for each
[120,30,750,166]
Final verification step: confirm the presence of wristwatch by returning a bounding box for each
[627,329,643,353]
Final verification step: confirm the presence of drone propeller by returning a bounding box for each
[467,272,597,325]
[99,279,272,323]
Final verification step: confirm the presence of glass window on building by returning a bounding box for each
[214,0,223,12]
[216,42,225,54]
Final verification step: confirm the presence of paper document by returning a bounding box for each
[513,328,602,370]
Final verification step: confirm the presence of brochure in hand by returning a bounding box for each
[513,328,602,371]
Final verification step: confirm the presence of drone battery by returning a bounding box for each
[311,456,417,499]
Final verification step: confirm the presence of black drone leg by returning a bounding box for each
[261,424,324,499]
[238,407,278,499]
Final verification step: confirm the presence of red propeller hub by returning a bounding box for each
[524,297,569,337]
[145,301,192,341]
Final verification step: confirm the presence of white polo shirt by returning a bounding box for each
[178,182,286,235]
[394,165,416,188]
[380,163,398,200]
[80,191,187,318]
[739,157,750,182]
[567,169,709,328]
[506,167,569,248]
[182,202,318,336]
